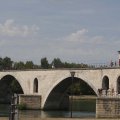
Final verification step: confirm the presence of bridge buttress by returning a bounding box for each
[19,94,41,109]
[96,97,120,118]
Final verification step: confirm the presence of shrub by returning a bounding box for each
[17,103,27,110]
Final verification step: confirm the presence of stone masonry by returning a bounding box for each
[19,94,41,109]
[96,97,120,118]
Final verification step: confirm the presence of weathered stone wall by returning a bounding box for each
[96,97,120,118]
[19,94,41,109]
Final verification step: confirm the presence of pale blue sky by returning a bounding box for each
[0,0,120,64]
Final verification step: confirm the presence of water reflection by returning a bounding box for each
[19,110,95,118]
[0,104,10,117]
[0,99,96,119]
[0,111,95,120]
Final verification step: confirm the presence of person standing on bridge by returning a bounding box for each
[118,51,120,66]
[110,60,114,67]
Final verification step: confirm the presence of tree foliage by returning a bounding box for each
[68,82,96,95]
[0,56,89,70]
[13,61,25,70]
[41,57,49,69]
[52,58,64,68]
[10,79,23,93]
[25,61,34,69]
[0,57,13,70]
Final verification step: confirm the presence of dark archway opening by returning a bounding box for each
[33,78,38,93]
[117,76,120,94]
[102,76,109,90]
[0,75,24,104]
[44,77,96,110]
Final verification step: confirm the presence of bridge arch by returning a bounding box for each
[43,76,97,110]
[0,74,24,103]
[102,76,109,90]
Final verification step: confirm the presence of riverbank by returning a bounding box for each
[0,117,119,120]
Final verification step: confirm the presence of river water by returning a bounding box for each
[0,99,96,119]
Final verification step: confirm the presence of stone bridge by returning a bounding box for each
[0,68,120,110]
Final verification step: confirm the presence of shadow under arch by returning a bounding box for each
[102,76,109,90]
[43,77,96,110]
[33,78,38,93]
[117,76,120,94]
[0,75,24,103]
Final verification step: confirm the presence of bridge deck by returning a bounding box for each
[0,67,120,72]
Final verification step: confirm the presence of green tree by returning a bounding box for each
[2,57,13,70]
[41,57,49,69]
[13,61,25,70]
[10,79,23,93]
[33,64,40,69]
[25,61,34,69]
[78,82,95,95]
[68,82,95,95]
[52,58,63,68]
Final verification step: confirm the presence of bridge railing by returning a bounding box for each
[98,89,120,98]
[89,61,119,69]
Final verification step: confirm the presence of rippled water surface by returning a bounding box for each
[0,99,96,119]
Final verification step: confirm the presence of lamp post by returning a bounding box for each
[70,71,75,118]
[9,94,19,120]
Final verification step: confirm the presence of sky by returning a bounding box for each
[0,0,120,65]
